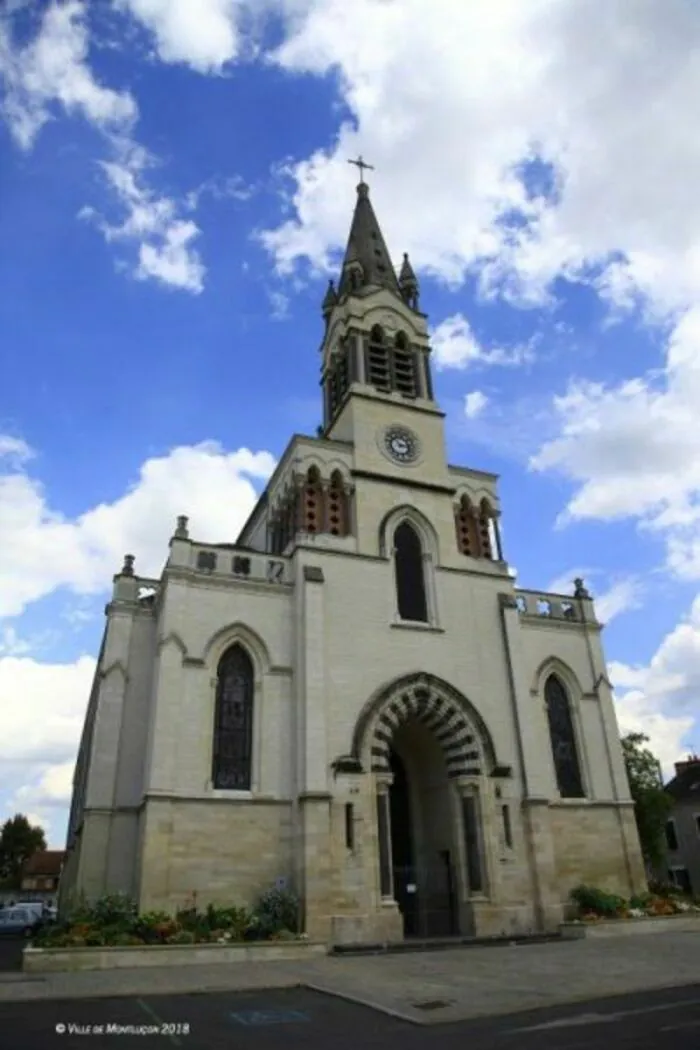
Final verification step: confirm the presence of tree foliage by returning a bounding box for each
[621,733,673,869]
[0,813,47,887]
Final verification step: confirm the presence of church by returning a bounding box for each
[60,168,646,944]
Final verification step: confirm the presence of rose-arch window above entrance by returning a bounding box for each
[212,644,254,790]
[394,521,428,623]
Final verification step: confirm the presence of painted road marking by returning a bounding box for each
[508,996,700,1034]
[230,1009,310,1026]
[136,998,182,1046]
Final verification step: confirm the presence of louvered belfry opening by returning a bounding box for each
[327,470,348,537]
[391,332,417,397]
[455,496,480,556]
[478,499,493,559]
[302,466,324,534]
[327,339,351,419]
[367,325,391,392]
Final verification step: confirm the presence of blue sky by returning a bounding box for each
[1,0,699,848]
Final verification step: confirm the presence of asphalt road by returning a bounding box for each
[0,937,23,973]
[0,982,698,1050]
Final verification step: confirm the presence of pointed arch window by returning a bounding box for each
[367,325,390,392]
[545,674,584,798]
[394,521,428,622]
[213,645,254,790]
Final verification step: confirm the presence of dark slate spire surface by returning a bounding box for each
[337,181,402,299]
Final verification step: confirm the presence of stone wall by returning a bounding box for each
[549,801,646,898]
[136,798,294,914]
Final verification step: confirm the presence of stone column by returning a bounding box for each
[372,776,402,941]
[80,564,139,899]
[498,594,560,931]
[493,514,505,562]
[295,563,334,939]
[375,783,393,900]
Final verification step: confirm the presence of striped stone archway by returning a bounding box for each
[350,672,498,779]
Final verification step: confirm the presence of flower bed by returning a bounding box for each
[32,889,305,951]
[569,882,700,922]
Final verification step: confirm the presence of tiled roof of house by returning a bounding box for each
[21,850,65,877]
[665,759,700,801]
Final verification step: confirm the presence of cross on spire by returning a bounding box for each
[348,155,374,184]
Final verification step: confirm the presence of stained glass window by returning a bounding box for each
[545,674,584,798]
[212,645,254,790]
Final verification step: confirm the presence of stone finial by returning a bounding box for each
[121,554,135,577]
[174,515,190,539]
[573,577,590,599]
[321,279,337,319]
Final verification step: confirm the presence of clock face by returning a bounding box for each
[384,425,420,464]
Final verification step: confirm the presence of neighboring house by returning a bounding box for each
[60,175,646,945]
[660,756,700,895]
[18,850,65,905]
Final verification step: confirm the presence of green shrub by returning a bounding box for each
[204,904,249,940]
[132,911,178,944]
[569,885,627,917]
[254,888,299,935]
[87,894,137,928]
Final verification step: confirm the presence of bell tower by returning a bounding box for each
[320,160,448,483]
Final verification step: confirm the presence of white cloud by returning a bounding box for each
[1,3,208,293]
[268,289,290,321]
[0,438,276,618]
[258,0,700,317]
[115,0,242,74]
[595,578,644,625]
[431,315,535,371]
[184,174,254,211]
[609,596,700,777]
[0,655,96,846]
[0,0,136,149]
[0,654,95,767]
[529,307,700,578]
[79,140,205,293]
[463,391,489,419]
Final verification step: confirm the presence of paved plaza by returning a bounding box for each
[0,930,699,1026]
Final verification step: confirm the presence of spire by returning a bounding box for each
[337,172,402,300]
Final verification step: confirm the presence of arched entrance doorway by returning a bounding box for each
[388,722,459,937]
[352,673,501,941]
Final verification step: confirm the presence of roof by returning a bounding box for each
[21,850,65,877]
[665,761,700,802]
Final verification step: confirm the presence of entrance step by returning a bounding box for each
[330,932,563,956]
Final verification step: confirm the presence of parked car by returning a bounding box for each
[12,901,44,919]
[0,906,44,937]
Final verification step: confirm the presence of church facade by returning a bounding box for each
[61,176,646,943]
